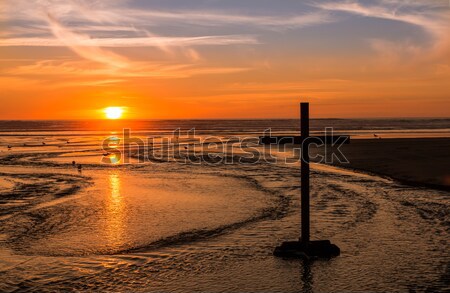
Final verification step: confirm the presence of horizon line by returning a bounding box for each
[0,117,449,121]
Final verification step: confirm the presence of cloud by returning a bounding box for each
[2,0,333,32]
[1,1,267,72]
[4,59,252,81]
[313,1,449,41]
[314,0,450,65]
[0,0,336,74]
[0,35,260,47]
[115,9,332,29]
[3,0,448,85]
[46,12,130,68]
[314,1,448,36]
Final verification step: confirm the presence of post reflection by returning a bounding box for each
[301,260,313,293]
[106,171,126,247]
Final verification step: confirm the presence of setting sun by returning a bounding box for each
[104,107,124,119]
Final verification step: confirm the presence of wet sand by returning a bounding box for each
[0,133,449,292]
[312,137,450,190]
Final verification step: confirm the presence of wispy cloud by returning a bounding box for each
[1,1,274,75]
[46,12,130,68]
[114,9,332,29]
[4,59,252,81]
[2,1,448,85]
[2,1,333,36]
[314,0,449,37]
[314,0,450,66]
[1,0,336,83]
[0,35,260,47]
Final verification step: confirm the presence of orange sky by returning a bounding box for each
[0,0,449,119]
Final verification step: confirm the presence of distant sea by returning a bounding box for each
[0,118,449,138]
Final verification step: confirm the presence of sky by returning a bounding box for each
[0,0,449,119]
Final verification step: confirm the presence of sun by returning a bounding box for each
[104,107,124,119]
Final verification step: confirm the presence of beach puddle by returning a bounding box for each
[0,168,272,257]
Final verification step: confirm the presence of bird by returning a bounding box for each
[7,145,11,150]
[77,164,82,172]
[72,161,76,166]
[42,142,46,145]
[184,146,188,150]
[373,134,378,138]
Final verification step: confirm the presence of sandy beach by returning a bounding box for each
[312,137,450,190]
[0,123,448,292]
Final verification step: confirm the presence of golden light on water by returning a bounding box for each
[106,172,125,246]
[110,172,121,201]
[104,107,124,119]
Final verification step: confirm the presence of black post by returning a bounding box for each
[301,102,310,243]
[272,102,341,259]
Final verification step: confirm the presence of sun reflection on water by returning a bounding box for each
[106,172,126,247]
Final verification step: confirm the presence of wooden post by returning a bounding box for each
[270,102,341,259]
[300,102,310,243]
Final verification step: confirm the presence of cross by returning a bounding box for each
[259,102,348,259]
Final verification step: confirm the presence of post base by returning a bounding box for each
[273,240,340,259]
